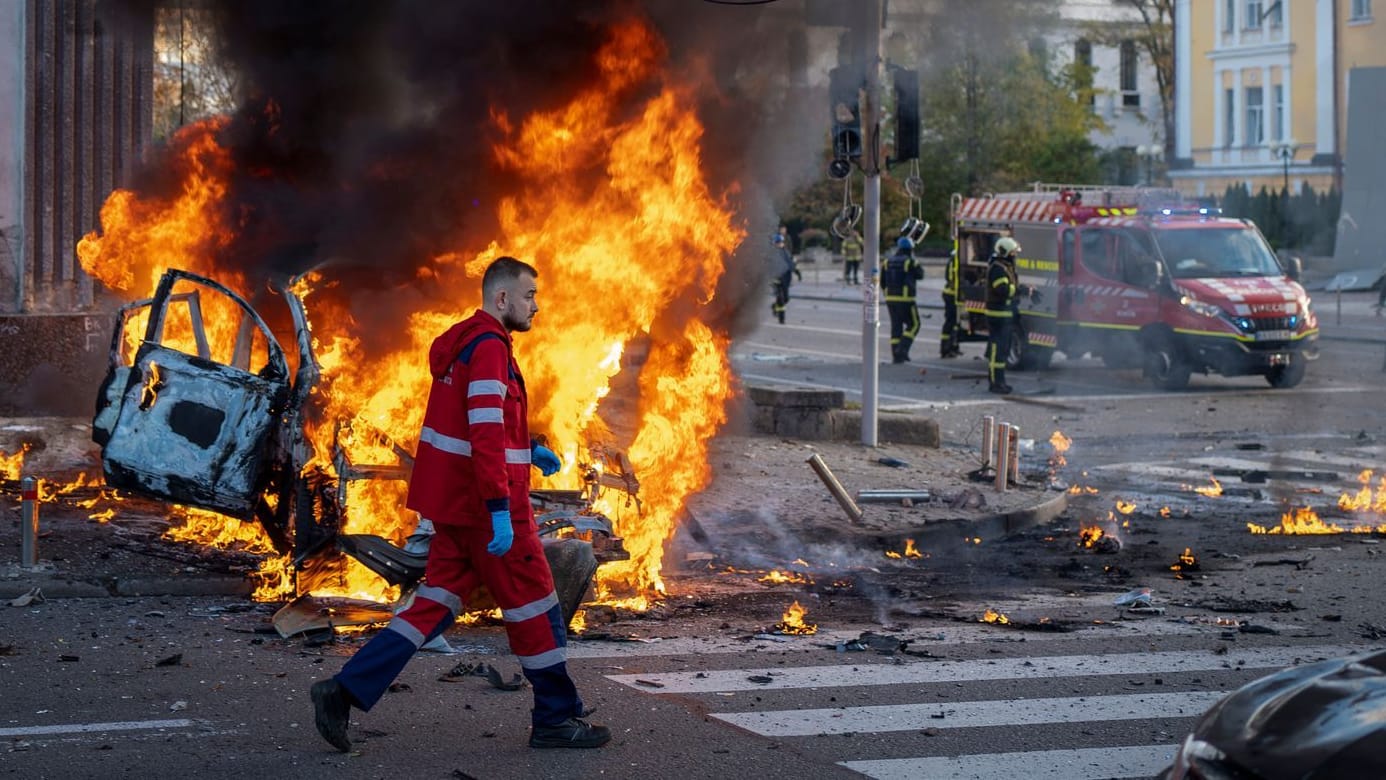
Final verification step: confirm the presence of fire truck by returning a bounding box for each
[950,183,1319,389]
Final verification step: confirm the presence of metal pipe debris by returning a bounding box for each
[807,454,864,523]
[1008,425,1021,485]
[20,476,38,567]
[981,415,995,468]
[994,424,1012,492]
[856,489,932,503]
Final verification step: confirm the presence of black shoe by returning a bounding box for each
[988,383,1012,394]
[777,312,785,324]
[891,357,907,364]
[311,679,352,752]
[529,717,612,749]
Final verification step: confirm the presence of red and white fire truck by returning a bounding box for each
[950,183,1319,389]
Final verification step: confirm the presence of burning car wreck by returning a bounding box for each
[92,267,630,636]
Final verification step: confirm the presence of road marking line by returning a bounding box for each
[712,691,1226,737]
[840,744,1176,780]
[0,718,196,737]
[605,644,1364,694]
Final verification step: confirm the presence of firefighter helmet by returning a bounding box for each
[772,233,785,245]
[995,236,1021,258]
[897,236,914,251]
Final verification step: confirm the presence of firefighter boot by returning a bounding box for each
[530,717,613,749]
[311,679,353,752]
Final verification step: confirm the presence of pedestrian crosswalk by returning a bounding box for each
[607,643,1370,780]
[1086,443,1386,501]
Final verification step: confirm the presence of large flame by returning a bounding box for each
[1248,505,1386,535]
[1,444,31,480]
[1339,470,1386,513]
[74,18,742,605]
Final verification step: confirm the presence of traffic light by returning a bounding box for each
[892,66,919,162]
[828,66,862,161]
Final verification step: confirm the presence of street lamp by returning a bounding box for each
[1135,144,1163,186]
[1271,138,1298,193]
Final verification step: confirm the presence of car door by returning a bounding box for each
[96,269,291,519]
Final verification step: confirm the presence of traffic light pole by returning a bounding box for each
[859,0,883,447]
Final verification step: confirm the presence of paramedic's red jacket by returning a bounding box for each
[405,309,534,527]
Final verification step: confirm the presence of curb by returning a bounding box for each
[2,573,251,601]
[879,489,1070,553]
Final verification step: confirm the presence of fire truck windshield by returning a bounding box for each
[1152,227,1283,279]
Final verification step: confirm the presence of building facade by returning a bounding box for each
[1058,0,1166,157]
[1172,0,1384,197]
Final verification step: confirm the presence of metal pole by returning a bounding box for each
[20,476,38,567]
[980,415,995,468]
[1008,425,1021,485]
[994,423,1012,492]
[807,454,864,524]
[859,0,883,447]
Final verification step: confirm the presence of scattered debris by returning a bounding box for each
[746,675,774,684]
[169,700,187,712]
[806,454,863,524]
[1113,588,1154,608]
[436,661,525,691]
[634,679,665,689]
[155,653,183,667]
[948,488,986,510]
[857,489,931,504]
[1252,555,1315,569]
[8,587,44,608]
[876,457,910,469]
[829,632,910,654]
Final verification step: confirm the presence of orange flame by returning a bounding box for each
[1170,547,1198,576]
[981,608,1010,625]
[1079,526,1105,548]
[758,570,812,585]
[1115,500,1136,515]
[1190,478,1223,497]
[1339,470,1386,513]
[1159,506,1172,518]
[1248,505,1386,535]
[776,600,818,635]
[1068,484,1099,495]
[0,444,31,480]
[74,18,742,605]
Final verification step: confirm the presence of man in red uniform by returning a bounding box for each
[311,256,611,751]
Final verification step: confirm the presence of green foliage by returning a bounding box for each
[1218,182,1341,255]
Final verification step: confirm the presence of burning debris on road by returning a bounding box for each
[775,600,818,636]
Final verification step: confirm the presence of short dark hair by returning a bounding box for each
[482,256,538,298]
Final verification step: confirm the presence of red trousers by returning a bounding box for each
[335,519,582,726]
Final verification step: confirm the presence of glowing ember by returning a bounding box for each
[1115,500,1136,515]
[775,600,818,635]
[0,444,31,480]
[1068,484,1099,495]
[76,17,742,606]
[1248,506,1386,535]
[1079,526,1105,548]
[1159,506,1172,518]
[1169,547,1199,577]
[758,570,813,586]
[1339,470,1386,513]
[885,539,925,560]
[89,508,116,524]
[1189,478,1223,497]
[980,608,1010,625]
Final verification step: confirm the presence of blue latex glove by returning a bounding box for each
[532,444,561,477]
[486,510,513,556]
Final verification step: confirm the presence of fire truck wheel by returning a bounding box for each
[1145,339,1191,390]
[1006,329,1052,370]
[1265,355,1307,389]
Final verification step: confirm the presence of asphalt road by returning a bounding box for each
[4,287,1386,779]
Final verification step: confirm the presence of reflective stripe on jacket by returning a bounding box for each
[984,258,1017,317]
[405,309,534,527]
[881,249,923,302]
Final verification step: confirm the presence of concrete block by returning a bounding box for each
[828,409,941,448]
[746,384,845,410]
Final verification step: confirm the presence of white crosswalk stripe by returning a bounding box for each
[609,643,1374,780]
[1088,444,1386,498]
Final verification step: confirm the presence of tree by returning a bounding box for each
[1082,0,1175,159]
[153,5,241,141]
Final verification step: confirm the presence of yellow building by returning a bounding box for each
[1171,0,1385,197]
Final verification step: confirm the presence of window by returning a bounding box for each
[1272,84,1285,140]
[1246,0,1264,28]
[1351,0,1372,20]
[1224,0,1237,31]
[1074,39,1094,105]
[1224,88,1236,148]
[1266,0,1284,26]
[1120,40,1140,108]
[1245,86,1264,146]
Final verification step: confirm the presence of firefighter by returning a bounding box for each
[311,257,611,752]
[841,229,863,285]
[883,236,924,363]
[768,232,800,324]
[940,248,962,358]
[985,237,1022,394]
